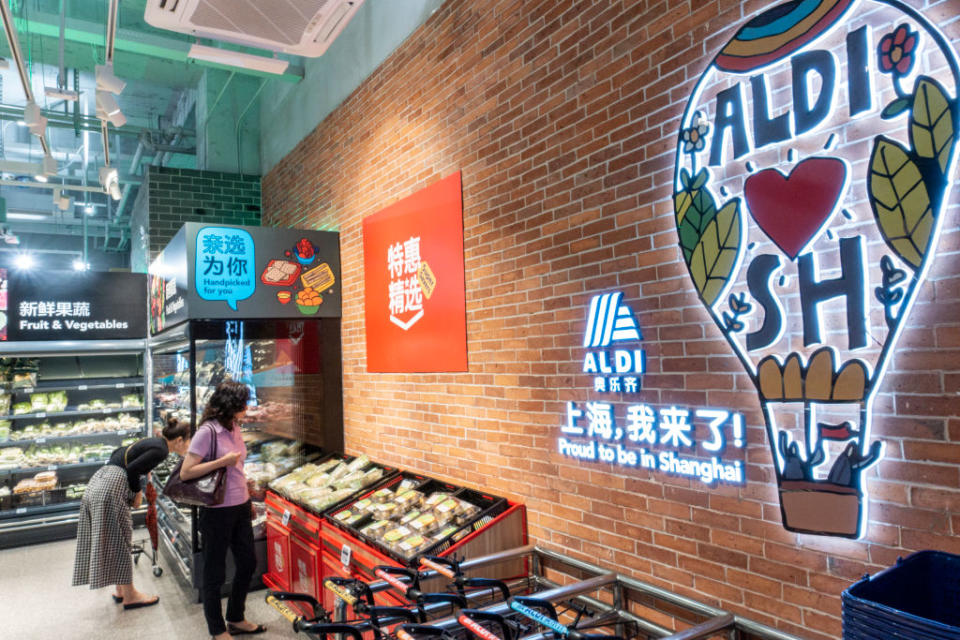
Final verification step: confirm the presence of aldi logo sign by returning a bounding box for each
[581,292,645,394]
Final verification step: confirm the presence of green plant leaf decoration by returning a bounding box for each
[909,76,956,176]
[688,199,741,306]
[869,137,933,269]
[674,169,717,263]
[882,97,913,120]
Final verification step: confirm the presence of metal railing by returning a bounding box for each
[316,545,806,640]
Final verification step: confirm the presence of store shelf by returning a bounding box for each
[0,460,106,479]
[0,428,144,449]
[1,406,145,422]
[1,379,145,395]
[156,510,192,582]
[0,499,82,521]
[155,496,191,537]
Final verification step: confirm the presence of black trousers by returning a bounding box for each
[199,501,256,636]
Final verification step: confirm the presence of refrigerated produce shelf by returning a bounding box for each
[0,406,145,422]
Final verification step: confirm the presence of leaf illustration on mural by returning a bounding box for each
[674,113,743,308]
[870,75,956,271]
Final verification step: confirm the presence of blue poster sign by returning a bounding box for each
[194,226,256,311]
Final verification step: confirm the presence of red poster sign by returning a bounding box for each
[363,172,467,372]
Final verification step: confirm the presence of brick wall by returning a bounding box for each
[262,1,960,638]
[132,166,262,267]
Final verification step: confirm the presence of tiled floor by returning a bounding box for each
[0,532,291,639]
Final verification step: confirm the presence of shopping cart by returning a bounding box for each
[131,479,162,577]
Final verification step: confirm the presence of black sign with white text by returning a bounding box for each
[6,271,146,341]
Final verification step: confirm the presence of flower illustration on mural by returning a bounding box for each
[681,113,710,154]
[878,24,917,77]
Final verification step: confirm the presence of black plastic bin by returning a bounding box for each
[842,550,960,639]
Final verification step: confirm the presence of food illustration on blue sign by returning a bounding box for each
[672,0,959,537]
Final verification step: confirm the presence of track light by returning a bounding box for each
[53,188,70,211]
[99,166,121,200]
[95,63,126,94]
[42,155,57,177]
[23,101,47,137]
[96,90,127,127]
[14,253,34,270]
[44,86,80,102]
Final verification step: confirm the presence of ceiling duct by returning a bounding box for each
[145,0,364,57]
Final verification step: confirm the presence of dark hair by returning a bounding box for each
[200,380,250,431]
[161,415,190,440]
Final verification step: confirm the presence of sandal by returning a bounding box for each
[112,594,123,603]
[226,623,267,635]
[123,596,160,610]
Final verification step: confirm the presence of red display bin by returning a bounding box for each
[265,518,291,592]
[326,473,528,591]
[290,533,320,601]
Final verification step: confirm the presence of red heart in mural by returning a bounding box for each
[744,157,847,260]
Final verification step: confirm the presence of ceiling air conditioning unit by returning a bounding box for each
[145,0,364,57]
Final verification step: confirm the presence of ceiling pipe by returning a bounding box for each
[235,79,267,176]
[0,103,195,137]
[100,0,120,173]
[0,0,53,158]
[57,0,65,91]
[105,0,118,65]
[0,177,106,193]
[114,89,195,222]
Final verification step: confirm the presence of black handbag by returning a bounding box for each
[162,423,226,507]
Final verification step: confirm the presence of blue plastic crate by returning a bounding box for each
[842,550,960,639]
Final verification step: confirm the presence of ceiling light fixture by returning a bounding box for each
[44,86,80,102]
[187,44,290,75]
[98,166,121,201]
[23,100,47,137]
[72,259,89,271]
[53,188,70,211]
[95,63,126,94]
[13,253,34,270]
[96,90,127,128]
[5,212,48,221]
[42,155,57,177]
[84,203,95,215]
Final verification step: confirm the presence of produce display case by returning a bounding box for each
[0,341,147,548]
[149,317,344,599]
[260,454,400,603]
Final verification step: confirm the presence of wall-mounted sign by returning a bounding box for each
[5,271,146,341]
[673,0,959,537]
[148,223,341,334]
[362,172,467,372]
[560,291,746,486]
[582,292,645,393]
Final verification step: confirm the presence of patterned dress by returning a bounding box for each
[72,465,133,589]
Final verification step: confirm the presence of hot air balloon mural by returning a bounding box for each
[672,0,959,538]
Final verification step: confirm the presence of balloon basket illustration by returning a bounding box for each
[672,0,959,538]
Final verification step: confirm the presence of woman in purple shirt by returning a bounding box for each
[180,381,266,638]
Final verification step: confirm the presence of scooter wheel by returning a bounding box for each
[153,567,163,577]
